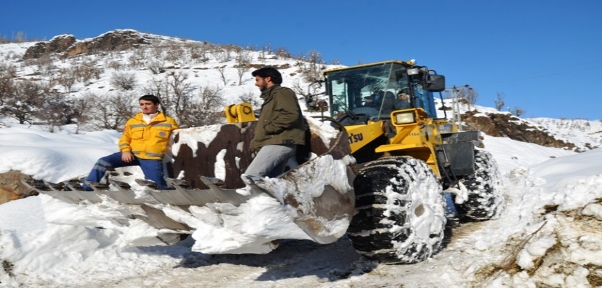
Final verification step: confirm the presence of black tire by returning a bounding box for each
[455,150,505,221]
[348,156,446,264]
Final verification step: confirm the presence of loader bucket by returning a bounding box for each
[24,117,355,248]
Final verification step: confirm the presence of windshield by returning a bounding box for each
[325,62,437,121]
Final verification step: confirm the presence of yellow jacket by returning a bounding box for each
[118,112,179,160]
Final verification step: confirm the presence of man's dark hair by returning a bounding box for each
[139,94,161,104]
[252,67,283,85]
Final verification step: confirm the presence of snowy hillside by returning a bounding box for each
[527,117,602,150]
[0,29,336,133]
[1,30,602,287]
[434,98,602,151]
[1,29,599,152]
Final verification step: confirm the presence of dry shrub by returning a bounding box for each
[110,71,137,90]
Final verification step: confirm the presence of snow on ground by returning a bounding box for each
[1,118,601,287]
[1,33,601,287]
[528,117,602,150]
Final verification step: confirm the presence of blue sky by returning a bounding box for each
[2,0,601,120]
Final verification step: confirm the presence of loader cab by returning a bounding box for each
[324,61,443,125]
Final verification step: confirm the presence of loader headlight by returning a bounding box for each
[407,68,420,75]
[394,111,415,124]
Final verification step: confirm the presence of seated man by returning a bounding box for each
[394,92,411,110]
[82,95,179,190]
[363,95,376,107]
[243,67,306,180]
[363,90,384,107]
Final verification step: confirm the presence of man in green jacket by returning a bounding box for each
[243,67,306,179]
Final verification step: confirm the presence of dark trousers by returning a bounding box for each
[83,152,167,190]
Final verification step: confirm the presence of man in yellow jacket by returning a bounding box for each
[83,95,179,190]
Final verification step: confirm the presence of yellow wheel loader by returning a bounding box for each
[305,60,504,263]
[25,60,503,265]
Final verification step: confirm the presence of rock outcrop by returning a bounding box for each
[23,30,151,60]
[64,30,150,57]
[0,171,36,205]
[462,110,575,150]
[23,34,76,59]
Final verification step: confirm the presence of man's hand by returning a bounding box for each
[122,151,134,162]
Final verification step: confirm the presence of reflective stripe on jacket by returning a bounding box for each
[118,112,179,160]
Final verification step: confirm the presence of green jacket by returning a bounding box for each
[250,85,306,151]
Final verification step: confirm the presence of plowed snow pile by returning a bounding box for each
[2,123,601,287]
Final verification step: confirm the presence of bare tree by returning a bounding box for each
[236,66,247,86]
[224,44,243,55]
[146,58,165,74]
[106,60,123,70]
[214,48,231,63]
[1,81,44,124]
[91,92,136,130]
[128,50,146,69]
[258,47,266,61]
[275,47,291,59]
[35,91,73,132]
[177,86,225,127]
[143,76,170,109]
[464,88,479,109]
[298,51,324,82]
[110,71,137,90]
[142,72,193,118]
[237,91,261,108]
[0,73,15,106]
[451,85,478,111]
[198,85,225,122]
[0,62,17,78]
[217,66,227,86]
[187,42,210,64]
[291,80,325,112]
[291,81,308,98]
[168,71,193,115]
[70,92,96,133]
[235,52,251,86]
[55,68,77,93]
[150,44,164,60]
[11,31,28,43]
[511,106,526,117]
[494,92,505,111]
[237,50,253,65]
[164,43,184,62]
[24,54,55,76]
[72,59,103,85]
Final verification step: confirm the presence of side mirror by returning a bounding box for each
[305,80,325,109]
[427,75,445,92]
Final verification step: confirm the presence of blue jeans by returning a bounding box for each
[83,152,167,190]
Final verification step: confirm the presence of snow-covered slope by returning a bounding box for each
[1,30,602,287]
[2,30,598,153]
[528,117,602,149]
[0,124,599,287]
